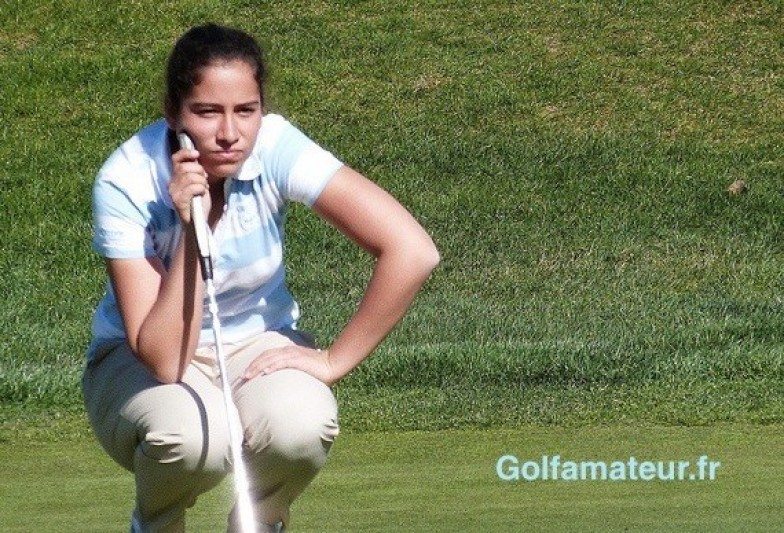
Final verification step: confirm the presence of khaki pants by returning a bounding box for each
[82,330,339,532]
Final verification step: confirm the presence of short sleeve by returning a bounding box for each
[92,171,154,259]
[263,116,343,206]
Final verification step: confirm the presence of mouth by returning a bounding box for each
[211,150,243,163]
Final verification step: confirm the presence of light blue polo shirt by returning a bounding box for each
[88,114,343,361]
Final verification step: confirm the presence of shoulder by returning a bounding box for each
[97,119,169,184]
[251,113,330,167]
[95,119,171,203]
[254,113,296,154]
[244,113,313,179]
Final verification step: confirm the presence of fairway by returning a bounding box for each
[1,425,781,532]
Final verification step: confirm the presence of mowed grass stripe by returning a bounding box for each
[0,426,781,531]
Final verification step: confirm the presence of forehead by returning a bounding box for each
[188,59,260,102]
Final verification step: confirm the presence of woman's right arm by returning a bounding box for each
[107,228,204,383]
[105,147,209,384]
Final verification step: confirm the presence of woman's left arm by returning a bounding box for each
[242,165,440,385]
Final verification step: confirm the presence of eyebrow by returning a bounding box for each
[189,100,261,108]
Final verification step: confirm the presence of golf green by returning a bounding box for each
[1,425,780,531]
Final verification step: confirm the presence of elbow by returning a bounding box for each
[409,237,440,279]
[422,240,441,274]
[151,367,182,385]
[143,357,183,385]
[145,350,184,384]
[134,338,184,384]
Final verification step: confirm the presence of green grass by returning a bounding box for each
[1,1,782,428]
[1,426,782,531]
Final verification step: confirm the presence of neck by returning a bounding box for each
[207,181,226,228]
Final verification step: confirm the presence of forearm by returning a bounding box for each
[326,245,439,384]
[136,226,205,383]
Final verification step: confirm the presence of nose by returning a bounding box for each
[216,113,239,145]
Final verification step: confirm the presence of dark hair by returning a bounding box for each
[164,24,267,119]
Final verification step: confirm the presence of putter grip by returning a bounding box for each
[177,132,213,281]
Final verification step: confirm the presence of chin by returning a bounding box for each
[207,163,242,179]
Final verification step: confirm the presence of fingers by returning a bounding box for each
[170,149,209,223]
[243,346,292,381]
[172,147,199,165]
[241,346,335,386]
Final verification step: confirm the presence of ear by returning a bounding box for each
[165,114,180,131]
[164,99,182,131]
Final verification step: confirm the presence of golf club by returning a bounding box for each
[178,131,257,533]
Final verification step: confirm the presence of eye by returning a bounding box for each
[236,107,257,117]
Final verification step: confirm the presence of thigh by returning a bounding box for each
[82,343,234,473]
[223,328,316,386]
[224,331,339,452]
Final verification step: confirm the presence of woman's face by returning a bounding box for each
[174,59,262,180]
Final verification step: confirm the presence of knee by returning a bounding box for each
[244,370,339,467]
[139,424,206,470]
[136,387,231,475]
[270,407,340,466]
[258,414,339,477]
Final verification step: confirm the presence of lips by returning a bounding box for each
[211,150,243,163]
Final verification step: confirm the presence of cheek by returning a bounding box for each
[175,119,212,150]
[243,117,262,143]
[190,124,217,148]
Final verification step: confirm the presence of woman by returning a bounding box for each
[83,23,439,532]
